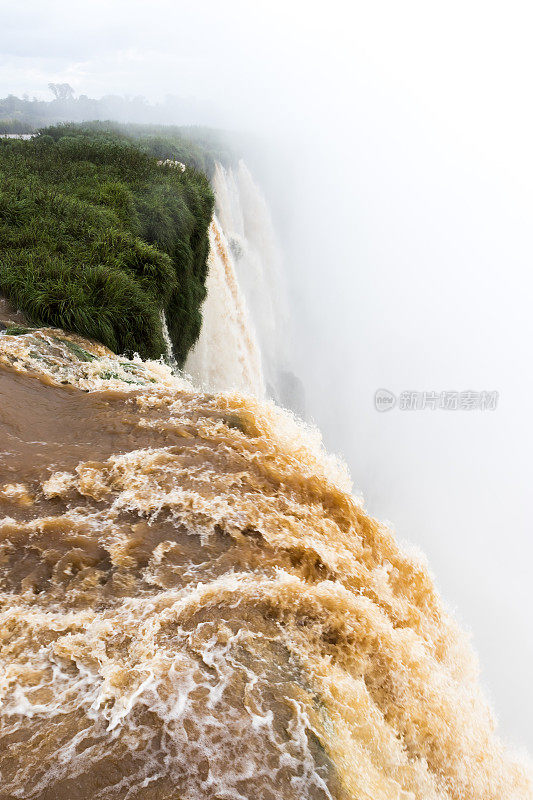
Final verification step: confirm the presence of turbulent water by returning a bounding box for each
[0,305,531,799]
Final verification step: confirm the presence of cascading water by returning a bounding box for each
[159,310,177,369]
[185,161,304,413]
[212,160,289,384]
[184,215,265,397]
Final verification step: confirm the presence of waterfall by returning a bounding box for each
[213,161,290,397]
[159,310,176,368]
[185,161,304,412]
[184,216,265,396]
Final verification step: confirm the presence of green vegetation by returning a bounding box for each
[0,92,239,175]
[38,120,235,178]
[0,126,214,363]
[4,325,34,335]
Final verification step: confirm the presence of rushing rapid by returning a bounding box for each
[0,309,531,800]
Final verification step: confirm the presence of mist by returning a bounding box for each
[2,0,533,753]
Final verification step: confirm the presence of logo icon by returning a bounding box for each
[374,388,396,412]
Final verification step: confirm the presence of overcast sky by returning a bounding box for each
[2,0,533,755]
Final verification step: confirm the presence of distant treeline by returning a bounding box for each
[0,89,210,129]
[0,125,215,363]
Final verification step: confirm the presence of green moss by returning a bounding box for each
[0,127,214,363]
[99,369,143,385]
[61,339,98,362]
[4,325,33,335]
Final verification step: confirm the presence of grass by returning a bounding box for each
[0,127,214,362]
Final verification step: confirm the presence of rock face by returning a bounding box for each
[0,325,531,800]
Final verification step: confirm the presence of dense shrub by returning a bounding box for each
[0,128,214,362]
[39,121,237,177]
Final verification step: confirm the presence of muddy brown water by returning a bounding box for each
[0,326,530,800]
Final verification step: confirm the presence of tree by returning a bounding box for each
[48,83,75,101]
